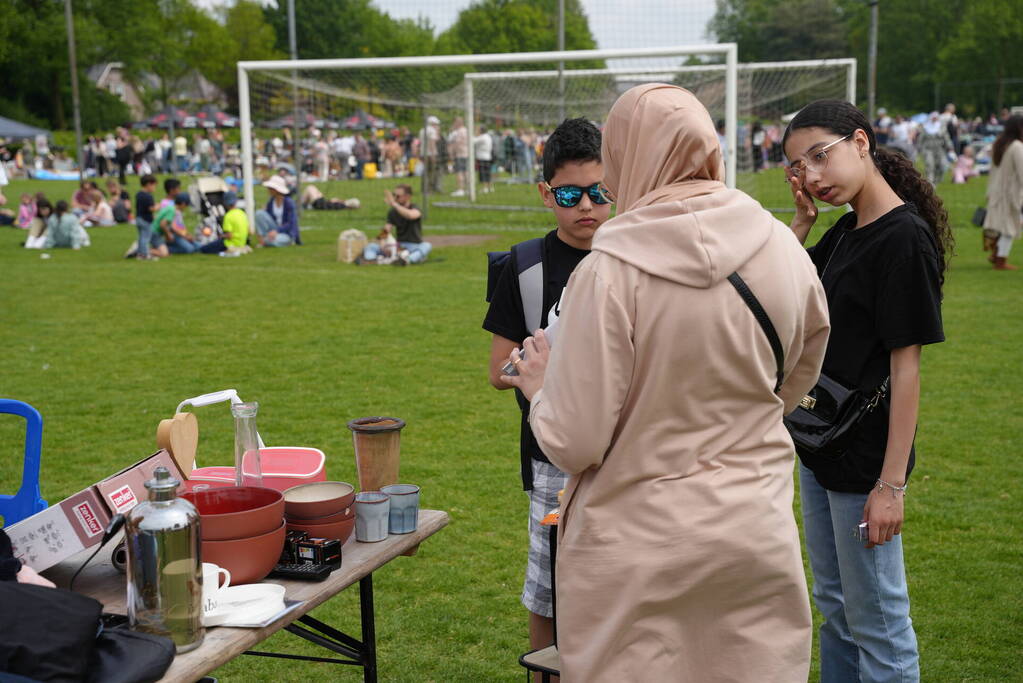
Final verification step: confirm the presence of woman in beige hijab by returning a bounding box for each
[505,84,830,681]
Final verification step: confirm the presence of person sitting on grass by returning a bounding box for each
[155,193,200,254]
[81,190,115,227]
[256,175,301,247]
[70,180,97,216]
[300,184,360,211]
[16,193,36,230]
[44,200,90,249]
[106,179,132,223]
[356,184,430,266]
[200,191,250,256]
[159,177,183,209]
[24,198,52,249]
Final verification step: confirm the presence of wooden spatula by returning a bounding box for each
[156,412,198,478]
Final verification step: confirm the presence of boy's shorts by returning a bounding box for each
[521,458,567,618]
[454,157,468,172]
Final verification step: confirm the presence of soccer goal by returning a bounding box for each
[461,58,855,204]
[238,45,739,225]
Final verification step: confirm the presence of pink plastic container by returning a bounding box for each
[184,447,326,493]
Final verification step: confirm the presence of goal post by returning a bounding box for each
[463,57,856,201]
[237,44,738,227]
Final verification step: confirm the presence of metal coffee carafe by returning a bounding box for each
[125,466,204,652]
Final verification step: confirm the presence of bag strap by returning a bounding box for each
[727,272,784,392]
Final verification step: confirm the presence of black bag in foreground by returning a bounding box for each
[783,374,889,459]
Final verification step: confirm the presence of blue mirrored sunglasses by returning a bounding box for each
[545,182,613,208]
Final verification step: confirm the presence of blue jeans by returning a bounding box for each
[362,240,431,264]
[799,463,919,682]
[135,217,153,257]
[168,234,199,254]
[255,210,293,247]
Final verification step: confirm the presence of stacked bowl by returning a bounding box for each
[283,482,356,544]
[182,487,285,584]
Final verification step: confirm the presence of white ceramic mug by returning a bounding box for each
[201,562,231,617]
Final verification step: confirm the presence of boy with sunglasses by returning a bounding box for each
[482,117,612,659]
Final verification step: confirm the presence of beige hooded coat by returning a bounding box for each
[528,85,830,682]
[983,138,1023,240]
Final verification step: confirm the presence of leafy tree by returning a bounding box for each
[707,0,850,63]
[437,0,601,69]
[196,0,285,109]
[936,0,1023,114]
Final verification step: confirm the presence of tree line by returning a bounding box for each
[0,0,599,133]
[707,0,1023,116]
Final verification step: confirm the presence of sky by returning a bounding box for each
[202,0,720,53]
[372,0,717,49]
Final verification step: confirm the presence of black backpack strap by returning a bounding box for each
[727,272,784,392]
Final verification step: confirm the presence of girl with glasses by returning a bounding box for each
[783,100,953,683]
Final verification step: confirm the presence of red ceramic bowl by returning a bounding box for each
[283,481,355,520]
[182,486,284,541]
[202,520,286,585]
[284,506,352,525]
[286,516,355,544]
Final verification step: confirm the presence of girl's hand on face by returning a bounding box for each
[861,486,904,548]
[786,167,818,230]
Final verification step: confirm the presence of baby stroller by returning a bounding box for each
[189,176,229,247]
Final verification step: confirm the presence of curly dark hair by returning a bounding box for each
[992,115,1023,166]
[783,99,954,289]
[542,117,602,183]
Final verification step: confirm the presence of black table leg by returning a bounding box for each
[360,573,377,683]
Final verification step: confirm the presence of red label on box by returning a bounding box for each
[108,485,137,512]
[73,501,104,537]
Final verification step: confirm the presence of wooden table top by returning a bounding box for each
[45,509,449,683]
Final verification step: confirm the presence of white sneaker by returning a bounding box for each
[123,240,138,259]
[393,249,411,266]
[451,189,466,197]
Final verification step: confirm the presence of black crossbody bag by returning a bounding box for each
[728,242,889,460]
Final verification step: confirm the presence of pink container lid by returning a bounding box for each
[191,447,325,478]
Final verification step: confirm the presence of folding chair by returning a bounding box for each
[0,399,48,527]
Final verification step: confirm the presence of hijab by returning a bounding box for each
[601,84,726,213]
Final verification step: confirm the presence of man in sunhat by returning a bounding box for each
[256,175,301,246]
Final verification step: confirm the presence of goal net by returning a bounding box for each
[458,59,855,208]
[238,46,739,221]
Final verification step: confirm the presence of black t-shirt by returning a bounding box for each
[804,203,944,492]
[482,230,590,483]
[135,190,155,222]
[388,204,422,243]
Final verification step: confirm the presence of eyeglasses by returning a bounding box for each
[544,182,613,208]
[788,134,851,178]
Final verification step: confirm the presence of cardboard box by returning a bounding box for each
[7,449,186,572]
[7,487,112,572]
[93,449,184,516]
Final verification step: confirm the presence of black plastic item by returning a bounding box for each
[268,562,334,581]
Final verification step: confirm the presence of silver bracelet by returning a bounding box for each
[876,478,908,497]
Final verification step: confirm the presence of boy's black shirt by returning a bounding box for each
[135,190,154,222]
[483,230,590,482]
[803,203,944,492]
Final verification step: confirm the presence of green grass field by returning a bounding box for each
[1,169,1020,681]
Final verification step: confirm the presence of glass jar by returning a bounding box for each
[232,401,263,488]
[125,466,204,652]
